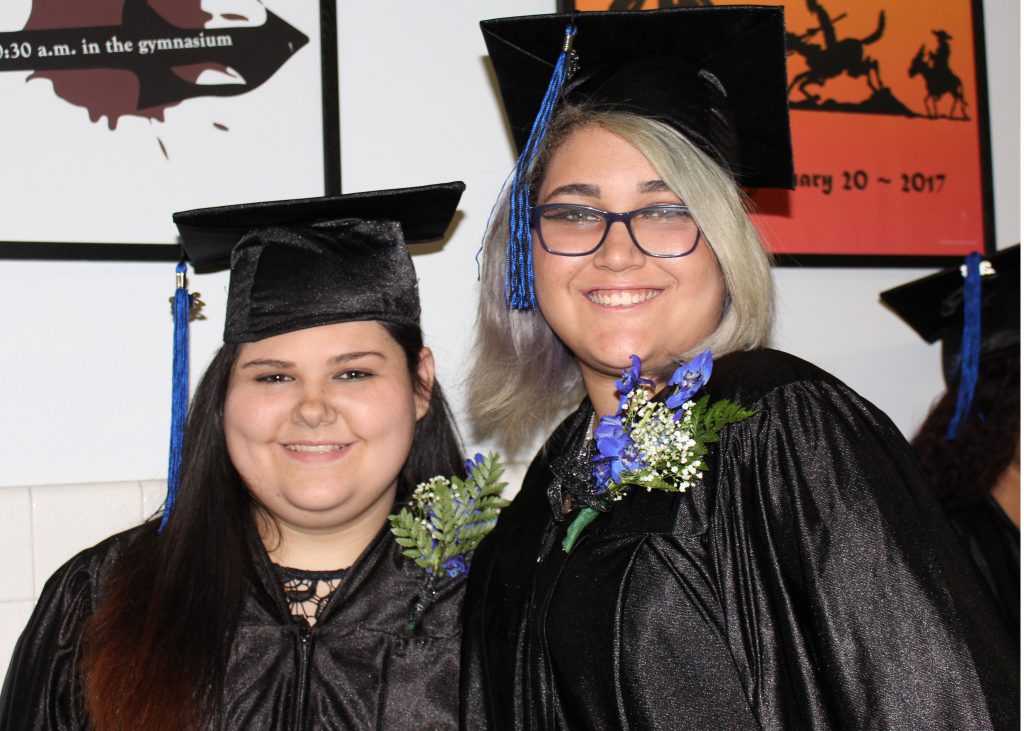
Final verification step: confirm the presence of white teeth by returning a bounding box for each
[587,290,660,307]
[285,444,343,453]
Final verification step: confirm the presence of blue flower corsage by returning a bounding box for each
[389,452,508,628]
[563,350,753,552]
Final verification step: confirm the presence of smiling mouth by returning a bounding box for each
[284,443,348,453]
[586,289,662,307]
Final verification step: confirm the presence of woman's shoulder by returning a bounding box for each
[707,348,842,402]
[51,521,153,575]
[0,523,155,725]
[707,348,900,430]
[703,348,918,497]
[702,349,928,528]
[37,522,154,607]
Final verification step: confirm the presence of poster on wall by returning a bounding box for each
[0,0,339,261]
[560,0,993,263]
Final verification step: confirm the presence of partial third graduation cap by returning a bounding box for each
[881,245,1019,384]
[157,181,464,529]
[481,6,794,189]
[882,245,1019,440]
[174,181,466,342]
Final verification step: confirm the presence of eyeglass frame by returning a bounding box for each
[528,203,702,258]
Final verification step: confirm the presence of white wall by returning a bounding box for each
[0,0,1018,679]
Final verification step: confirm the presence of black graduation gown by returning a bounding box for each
[1,521,463,730]
[946,495,1020,635]
[461,349,1019,730]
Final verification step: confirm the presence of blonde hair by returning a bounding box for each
[468,109,774,453]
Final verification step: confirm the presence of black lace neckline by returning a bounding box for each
[273,564,348,627]
[547,403,600,520]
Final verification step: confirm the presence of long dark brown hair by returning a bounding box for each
[911,348,1020,506]
[80,321,465,730]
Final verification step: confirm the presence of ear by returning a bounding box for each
[414,347,435,421]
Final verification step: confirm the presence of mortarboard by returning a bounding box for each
[174,182,465,341]
[480,7,793,309]
[881,245,1019,438]
[881,245,1019,382]
[481,7,793,189]
[159,182,465,528]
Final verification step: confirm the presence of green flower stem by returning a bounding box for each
[635,404,653,427]
[407,571,439,632]
[562,507,600,553]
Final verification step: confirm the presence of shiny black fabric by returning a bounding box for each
[462,349,1019,730]
[946,495,1020,635]
[225,219,422,342]
[563,56,739,181]
[1,523,462,730]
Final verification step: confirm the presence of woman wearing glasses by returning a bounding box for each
[462,9,1017,730]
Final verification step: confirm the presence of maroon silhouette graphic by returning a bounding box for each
[2,0,307,130]
[909,30,969,120]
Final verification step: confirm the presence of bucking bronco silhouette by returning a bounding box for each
[909,30,969,119]
[787,0,886,103]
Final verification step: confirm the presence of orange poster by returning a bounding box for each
[565,0,992,261]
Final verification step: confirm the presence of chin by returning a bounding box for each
[283,498,351,518]
[279,479,353,508]
[595,343,661,370]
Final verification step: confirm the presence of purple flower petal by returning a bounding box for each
[441,555,468,578]
[592,458,613,491]
[669,349,714,402]
[613,355,656,413]
[614,355,642,392]
[464,452,486,475]
[594,417,630,458]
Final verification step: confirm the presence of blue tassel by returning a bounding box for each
[506,23,577,309]
[161,261,191,532]
[945,252,982,440]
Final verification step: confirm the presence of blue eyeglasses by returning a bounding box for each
[529,204,702,258]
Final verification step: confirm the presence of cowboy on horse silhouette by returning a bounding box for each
[909,30,969,120]
[787,0,886,104]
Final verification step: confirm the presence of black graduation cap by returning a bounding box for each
[481,7,794,189]
[173,181,465,343]
[881,245,1019,385]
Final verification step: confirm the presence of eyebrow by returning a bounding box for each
[239,352,385,370]
[640,180,673,193]
[328,351,385,365]
[545,183,600,198]
[543,180,672,199]
[239,358,294,370]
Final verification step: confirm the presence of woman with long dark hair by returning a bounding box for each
[461,9,1017,729]
[884,245,1020,635]
[1,183,502,730]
